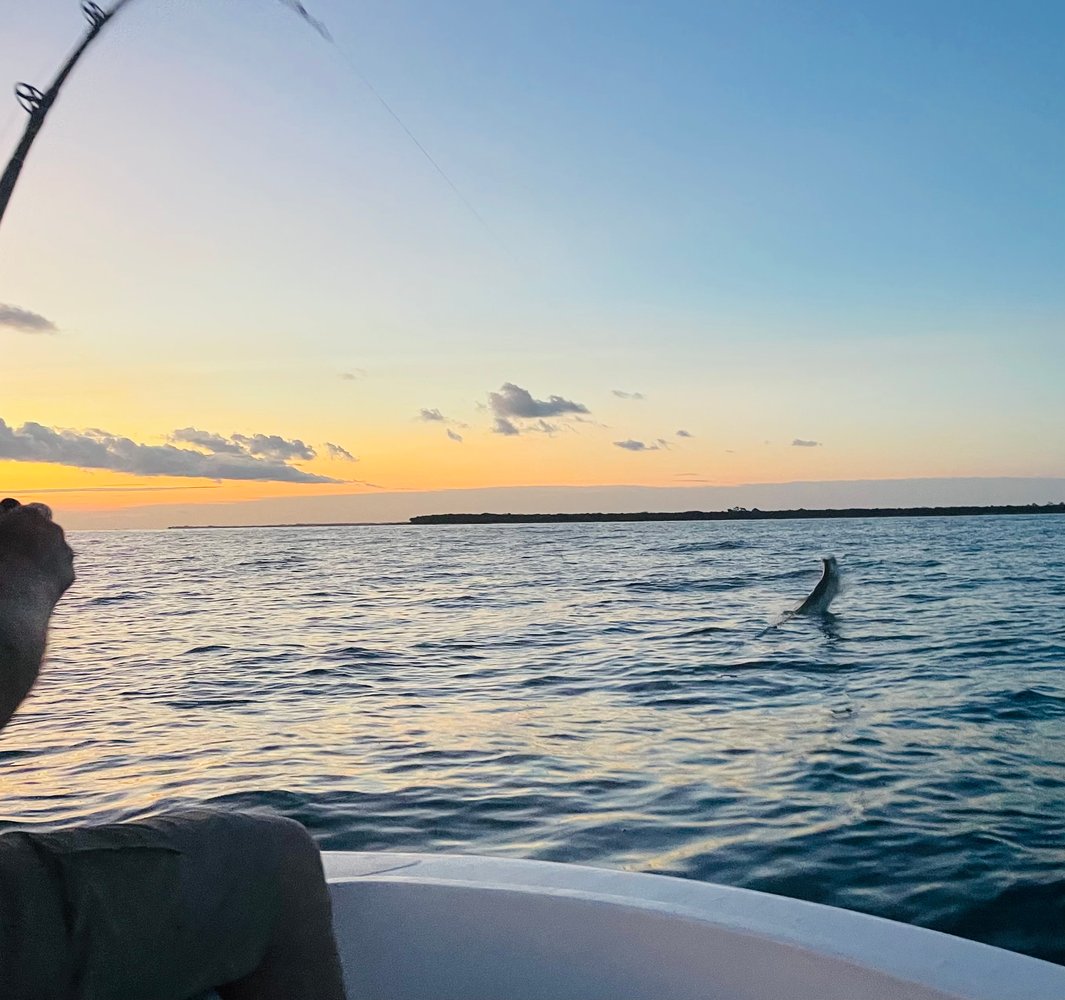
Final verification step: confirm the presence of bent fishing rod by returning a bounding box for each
[1,1,496,253]
[0,0,331,235]
[0,1,136,232]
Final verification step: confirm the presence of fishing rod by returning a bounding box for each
[0,0,333,235]
[0,1,137,231]
[1,1,496,247]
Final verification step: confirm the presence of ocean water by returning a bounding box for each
[2,516,1064,962]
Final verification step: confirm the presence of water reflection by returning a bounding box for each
[0,518,1063,961]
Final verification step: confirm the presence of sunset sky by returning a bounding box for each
[2,0,1063,527]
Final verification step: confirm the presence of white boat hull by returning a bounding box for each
[323,852,1065,1000]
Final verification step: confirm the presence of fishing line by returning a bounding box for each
[277,1,508,253]
[2,0,506,253]
[330,45,506,251]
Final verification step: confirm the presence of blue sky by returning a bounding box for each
[1,0,1062,525]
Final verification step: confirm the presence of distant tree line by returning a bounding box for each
[409,503,1065,525]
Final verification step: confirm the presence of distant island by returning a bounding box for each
[168,521,402,530]
[166,502,1065,530]
[410,503,1065,525]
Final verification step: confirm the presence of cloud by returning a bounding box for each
[418,408,468,431]
[676,429,692,438]
[613,439,662,451]
[530,420,559,435]
[232,433,315,462]
[0,304,57,334]
[0,418,341,483]
[177,427,346,462]
[325,442,357,461]
[489,383,589,420]
[492,417,520,436]
[447,429,463,443]
[4,485,222,494]
[792,439,822,448]
[171,428,245,455]
[339,370,366,381]
[612,390,645,400]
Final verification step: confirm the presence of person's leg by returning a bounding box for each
[18,809,347,1000]
[216,815,346,1000]
[0,832,73,1000]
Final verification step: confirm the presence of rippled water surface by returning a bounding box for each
[3,517,1065,961]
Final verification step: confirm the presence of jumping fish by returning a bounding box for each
[757,555,841,635]
[794,556,840,615]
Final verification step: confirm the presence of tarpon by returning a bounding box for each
[795,556,840,615]
[756,555,841,636]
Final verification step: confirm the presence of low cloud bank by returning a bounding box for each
[1,419,341,483]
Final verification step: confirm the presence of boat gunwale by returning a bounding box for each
[324,851,1065,1000]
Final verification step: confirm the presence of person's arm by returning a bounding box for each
[0,502,75,731]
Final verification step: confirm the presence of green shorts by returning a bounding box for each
[0,808,300,1000]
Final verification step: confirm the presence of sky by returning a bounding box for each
[1,0,1063,527]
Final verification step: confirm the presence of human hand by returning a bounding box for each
[0,499,76,603]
